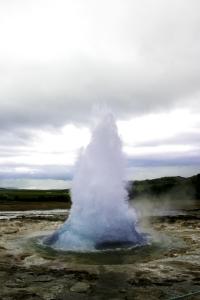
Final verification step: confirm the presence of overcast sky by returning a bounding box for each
[0,0,200,188]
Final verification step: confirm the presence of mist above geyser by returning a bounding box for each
[45,113,145,251]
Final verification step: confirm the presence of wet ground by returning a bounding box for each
[0,206,200,299]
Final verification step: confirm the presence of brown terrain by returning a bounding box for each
[0,202,200,300]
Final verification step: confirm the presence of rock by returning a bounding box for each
[15,252,31,262]
[3,228,19,234]
[24,255,49,266]
[5,279,28,288]
[33,275,54,282]
[70,282,90,293]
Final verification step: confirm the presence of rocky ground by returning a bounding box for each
[0,209,200,300]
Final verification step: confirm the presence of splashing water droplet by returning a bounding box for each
[44,113,146,251]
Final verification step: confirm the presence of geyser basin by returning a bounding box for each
[44,113,147,251]
[33,235,157,265]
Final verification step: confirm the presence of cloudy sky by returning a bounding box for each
[0,0,200,188]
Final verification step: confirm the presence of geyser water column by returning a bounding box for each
[45,113,145,251]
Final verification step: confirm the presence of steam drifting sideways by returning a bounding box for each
[44,113,146,251]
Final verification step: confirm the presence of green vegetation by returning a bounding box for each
[0,173,199,211]
[129,174,200,200]
[0,189,71,210]
[0,188,70,202]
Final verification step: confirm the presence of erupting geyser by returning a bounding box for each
[44,113,146,251]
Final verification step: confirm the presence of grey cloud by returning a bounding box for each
[0,0,200,184]
[127,154,200,168]
[1,153,200,181]
[0,1,200,130]
[0,163,73,180]
[1,57,200,129]
[0,128,32,146]
[136,132,200,148]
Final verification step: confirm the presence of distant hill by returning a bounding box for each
[0,174,199,205]
[128,174,200,200]
[0,189,70,203]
